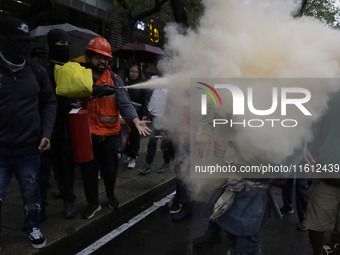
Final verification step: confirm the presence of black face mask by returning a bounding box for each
[0,37,30,65]
[49,44,70,63]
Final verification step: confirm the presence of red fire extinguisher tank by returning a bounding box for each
[68,107,94,163]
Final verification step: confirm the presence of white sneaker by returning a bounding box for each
[117,153,122,159]
[127,158,136,168]
[27,227,46,249]
[124,156,131,164]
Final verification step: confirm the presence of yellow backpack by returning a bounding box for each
[54,61,93,98]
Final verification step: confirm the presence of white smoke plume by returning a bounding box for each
[153,0,340,201]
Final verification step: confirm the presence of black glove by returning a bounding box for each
[92,84,117,98]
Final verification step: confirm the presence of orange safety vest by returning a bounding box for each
[87,70,121,136]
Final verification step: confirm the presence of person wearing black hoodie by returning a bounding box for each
[43,29,78,219]
[0,17,57,249]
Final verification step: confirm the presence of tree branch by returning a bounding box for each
[170,0,188,26]
[134,0,168,22]
[115,0,128,10]
[293,0,309,18]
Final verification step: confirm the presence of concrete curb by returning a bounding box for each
[35,177,175,255]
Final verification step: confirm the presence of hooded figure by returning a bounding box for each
[47,28,70,64]
[0,16,32,67]
[0,16,57,249]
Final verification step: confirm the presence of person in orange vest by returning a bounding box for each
[80,37,151,219]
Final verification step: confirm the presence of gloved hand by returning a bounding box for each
[92,84,117,98]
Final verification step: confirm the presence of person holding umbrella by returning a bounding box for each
[80,37,151,219]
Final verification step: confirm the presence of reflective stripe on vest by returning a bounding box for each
[99,116,118,123]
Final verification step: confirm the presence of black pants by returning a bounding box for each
[51,135,75,202]
[174,175,192,213]
[282,178,309,222]
[125,123,140,159]
[145,129,175,165]
[173,145,192,213]
[80,135,118,205]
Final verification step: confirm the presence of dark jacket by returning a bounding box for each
[0,60,57,155]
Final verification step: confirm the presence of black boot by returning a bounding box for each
[193,221,221,248]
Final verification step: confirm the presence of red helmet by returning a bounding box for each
[86,37,112,58]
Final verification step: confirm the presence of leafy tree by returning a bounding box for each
[170,0,204,29]
[113,0,168,42]
[110,0,203,44]
[182,0,204,29]
[294,0,340,28]
[170,0,188,27]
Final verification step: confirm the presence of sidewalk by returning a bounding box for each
[0,137,175,255]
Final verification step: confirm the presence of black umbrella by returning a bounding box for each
[30,23,100,58]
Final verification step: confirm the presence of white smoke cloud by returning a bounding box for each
[155,0,340,201]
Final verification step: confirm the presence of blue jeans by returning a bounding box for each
[226,231,262,255]
[0,154,41,234]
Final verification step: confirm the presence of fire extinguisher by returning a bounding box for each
[68,106,94,163]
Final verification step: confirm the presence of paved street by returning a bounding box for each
[1,137,175,255]
[0,137,320,255]
[84,187,313,255]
